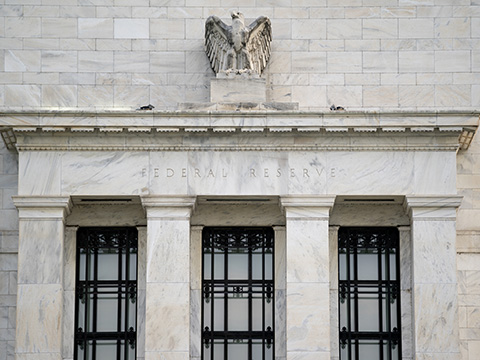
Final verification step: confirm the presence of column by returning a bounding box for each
[280,195,335,360]
[405,195,462,360]
[274,226,286,360]
[12,196,72,360]
[141,195,196,360]
[63,226,78,360]
[190,225,203,360]
[329,225,340,360]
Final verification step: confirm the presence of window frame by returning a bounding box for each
[74,227,138,360]
[201,226,275,360]
[338,227,402,360]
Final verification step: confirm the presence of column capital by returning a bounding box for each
[403,195,463,220]
[280,195,335,220]
[12,195,72,219]
[141,195,196,220]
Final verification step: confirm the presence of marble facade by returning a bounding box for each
[1,2,480,360]
[0,108,474,360]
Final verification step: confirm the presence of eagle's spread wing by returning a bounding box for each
[205,16,231,74]
[246,16,272,75]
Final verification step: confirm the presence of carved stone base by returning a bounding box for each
[210,74,266,103]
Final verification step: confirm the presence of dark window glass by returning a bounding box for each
[75,227,138,360]
[202,227,274,360]
[339,227,401,360]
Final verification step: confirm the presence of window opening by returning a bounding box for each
[74,227,138,360]
[202,227,274,360]
[338,227,401,360]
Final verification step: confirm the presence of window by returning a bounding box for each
[74,227,138,360]
[202,227,274,360]
[338,227,401,360]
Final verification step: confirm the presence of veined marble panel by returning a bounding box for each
[191,203,284,226]
[412,220,457,284]
[145,353,189,360]
[17,219,64,285]
[15,355,62,360]
[145,283,189,352]
[286,219,329,283]
[16,284,63,353]
[413,151,457,195]
[61,151,149,196]
[146,219,190,283]
[286,283,330,352]
[325,151,415,195]
[414,283,459,354]
[19,152,61,195]
[190,289,201,358]
[62,290,74,360]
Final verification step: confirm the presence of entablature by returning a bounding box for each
[1,108,478,152]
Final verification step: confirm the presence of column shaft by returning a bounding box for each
[405,196,462,360]
[13,196,71,360]
[141,196,195,360]
[281,195,335,360]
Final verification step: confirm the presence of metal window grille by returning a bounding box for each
[338,227,401,360]
[202,227,274,360]
[74,227,138,360]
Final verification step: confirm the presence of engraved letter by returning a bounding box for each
[182,168,187,178]
[264,168,269,177]
[316,168,324,177]
[195,168,201,178]
[207,169,215,178]
[250,169,257,177]
[303,169,310,178]
[154,168,160,177]
[222,169,228,177]
[142,168,147,177]
[331,168,336,177]
[277,168,282,177]
[290,168,295,177]
[166,168,174,177]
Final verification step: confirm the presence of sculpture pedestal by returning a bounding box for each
[210,73,266,103]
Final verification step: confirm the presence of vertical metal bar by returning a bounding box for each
[385,234,391,360]
[224,233,228,360]
[117,234,123,360]
[201,229,205,360]
[124,234,130,360]
[248,235,253,360]
[344,230,352,360]
[74,231,80,360]
[395,229,402,360]
[378,234,384,360]
[92,233,98,360]
[353,234,360,360]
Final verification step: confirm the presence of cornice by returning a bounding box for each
[0,108,478,129]
[1,108,478,151]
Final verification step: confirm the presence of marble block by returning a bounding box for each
[210,76,266,103]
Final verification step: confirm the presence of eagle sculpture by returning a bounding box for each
[205,12,272,75]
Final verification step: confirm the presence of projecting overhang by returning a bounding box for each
[0,108,478,152]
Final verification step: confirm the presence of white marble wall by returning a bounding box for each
[456,131,480,360]
[0,3,478,110]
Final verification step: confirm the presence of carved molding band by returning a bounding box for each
[15,144,460,152]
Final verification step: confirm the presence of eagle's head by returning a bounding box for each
[231,11,245,24]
